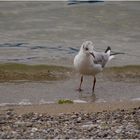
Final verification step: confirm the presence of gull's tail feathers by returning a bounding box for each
[108,55,115,61]
[105,46,114,61]
[111,52,125,55]
[105,46,111,56]
[105,46,125,62]
[109,52,125,61]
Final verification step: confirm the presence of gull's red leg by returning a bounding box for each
[77,75,83,92]
[92,76,96,93]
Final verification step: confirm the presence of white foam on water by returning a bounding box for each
[73,100,87,103]
[0,97,139,107]
[131,98,140,101]
[18,99,32,105]
[0,103,17,107]
[95,99,107,103]
[39,99,55,104]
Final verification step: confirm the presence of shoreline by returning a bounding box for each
[0,63,139,109]
[0,63,139,82]
[1,100,140,115]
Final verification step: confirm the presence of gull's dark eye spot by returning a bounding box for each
[85,47,89,51]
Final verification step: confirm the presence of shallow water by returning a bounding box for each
[0,75,140,105]
[0,1,140,105]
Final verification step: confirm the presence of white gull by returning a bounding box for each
[74,41,115,93]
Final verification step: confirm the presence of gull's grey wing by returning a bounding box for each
[93,52,109,68]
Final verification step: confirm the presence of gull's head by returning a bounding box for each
[80,41,95,58]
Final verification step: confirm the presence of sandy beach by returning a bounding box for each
[0,100,140,115]
[0,101,140,139]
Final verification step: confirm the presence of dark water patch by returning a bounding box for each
[68,0,104,5]
[0,42,78,55]
[30,45,78,55]
[68,47,79,54]
[30,45,63,51]
[47,46,66,51]
[46,46,78,55]
[6,58,24,62]
[26,56,38,60]
[0,42,78,65]
[69,47,79,52]
[30,46,47,50]
[47,46,78,54]
[0,43,28,48]
[6,56,38,61]
[3,56,38,62]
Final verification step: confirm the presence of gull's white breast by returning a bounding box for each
[74,52,102,76]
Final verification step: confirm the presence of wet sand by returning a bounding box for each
[0,78,140,105]
[0,100,140,115]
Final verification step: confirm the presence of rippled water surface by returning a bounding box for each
[0,1,140,66]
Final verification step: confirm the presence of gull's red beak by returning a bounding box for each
[90,52,95,58]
